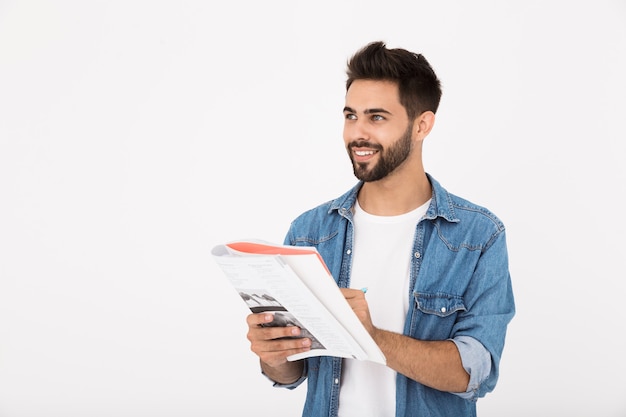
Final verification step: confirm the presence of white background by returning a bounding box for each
[1,1,625,416]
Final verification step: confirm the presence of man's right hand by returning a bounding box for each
[246,312,310,384]
[246,312,312,367]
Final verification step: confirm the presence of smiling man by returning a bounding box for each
[244,41,515,417]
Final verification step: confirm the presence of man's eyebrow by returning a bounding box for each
[343,106,392,115]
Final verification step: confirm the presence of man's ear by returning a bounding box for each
[414,111,436,138]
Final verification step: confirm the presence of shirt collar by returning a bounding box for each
[329,173,459,223]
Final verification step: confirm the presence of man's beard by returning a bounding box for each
[347,123,413,182]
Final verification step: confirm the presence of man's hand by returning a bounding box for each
[246,312,310,383]
[340,288,377,336]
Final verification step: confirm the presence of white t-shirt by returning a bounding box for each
[337,199,430,417]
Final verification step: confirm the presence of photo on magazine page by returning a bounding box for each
[238,288,325,349]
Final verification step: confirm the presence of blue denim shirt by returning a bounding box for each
[276,174,515,417]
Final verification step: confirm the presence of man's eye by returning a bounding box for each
[345,114,357,120]
[371,115,384,121]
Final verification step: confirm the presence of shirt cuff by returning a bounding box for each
[449,335,492,400]
[260,360,308,390]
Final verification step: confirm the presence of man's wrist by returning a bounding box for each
[260,359,307,388]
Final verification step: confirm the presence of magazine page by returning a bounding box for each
[221,240,386,364]
[212,244,375,362]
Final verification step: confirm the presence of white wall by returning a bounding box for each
[1,1,625,416]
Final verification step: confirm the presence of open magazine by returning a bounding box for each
[211,240,386,365]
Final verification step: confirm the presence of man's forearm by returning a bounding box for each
[374,329,470,393]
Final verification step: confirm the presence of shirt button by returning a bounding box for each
[414,252,421,259]
[441,307,447,313]
[346,249,351,255]
[334,378,339,384]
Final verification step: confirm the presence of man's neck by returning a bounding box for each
[357,172,431,216]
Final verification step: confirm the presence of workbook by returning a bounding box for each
[211,240,386,365]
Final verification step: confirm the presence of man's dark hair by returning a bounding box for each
[346,41,442,119]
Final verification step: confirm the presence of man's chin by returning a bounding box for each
[354,169,384,183]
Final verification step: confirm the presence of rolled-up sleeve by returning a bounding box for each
[450,335,491,400]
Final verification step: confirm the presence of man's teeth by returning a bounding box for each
[355,150,375,156]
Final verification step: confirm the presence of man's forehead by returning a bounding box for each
[345,80,402,112]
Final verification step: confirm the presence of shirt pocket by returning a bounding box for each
[411,292,467,338]
[414,292,466,317]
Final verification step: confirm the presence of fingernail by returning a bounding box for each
[291,327,300,336]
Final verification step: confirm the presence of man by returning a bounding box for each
[245,41,515,417]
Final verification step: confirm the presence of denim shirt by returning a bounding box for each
[276,174,515,417]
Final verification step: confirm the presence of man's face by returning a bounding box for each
[343,80,414,182]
